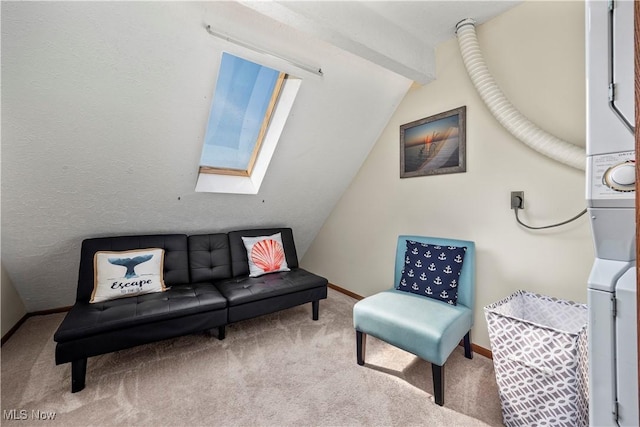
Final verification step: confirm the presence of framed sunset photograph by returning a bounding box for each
[400,106,466,178]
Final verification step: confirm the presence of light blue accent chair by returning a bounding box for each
[353,235,476,406]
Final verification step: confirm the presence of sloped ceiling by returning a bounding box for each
[1,1,518,311]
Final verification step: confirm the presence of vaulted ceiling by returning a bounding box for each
[1,1,518,311]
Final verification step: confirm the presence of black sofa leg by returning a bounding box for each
[463,331,473,359]
[207,326,226,340]
[356,330,366,366]
[312,300,319,320]
[71,358,87,393]
[432,364,444,406]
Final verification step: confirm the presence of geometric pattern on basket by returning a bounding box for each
[397,240,466,305]
[484,291,588,427]
[576,324,589,427]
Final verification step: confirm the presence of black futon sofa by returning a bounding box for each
[54,228,328,392]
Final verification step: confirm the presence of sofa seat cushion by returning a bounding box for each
[215,268,328,307]
[54,283,227,342]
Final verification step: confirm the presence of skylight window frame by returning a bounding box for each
[199,65,288,178]
[195,36,316,194]
[194,75,302,195]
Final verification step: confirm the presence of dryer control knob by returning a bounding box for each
[603,161,636,192]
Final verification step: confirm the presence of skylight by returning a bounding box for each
[199,53,286,176]
[196,52,301,194]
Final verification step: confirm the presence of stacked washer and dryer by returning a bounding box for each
[586,1,637,426]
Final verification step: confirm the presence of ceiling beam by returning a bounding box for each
[239,1,436,84]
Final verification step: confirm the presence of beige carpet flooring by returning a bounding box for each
[1,289,504,426]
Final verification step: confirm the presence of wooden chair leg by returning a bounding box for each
[463,331,473,359]
[356,330,366,365]
[71,358,87,393]
[432,364,444,406]
[312,300,319,320]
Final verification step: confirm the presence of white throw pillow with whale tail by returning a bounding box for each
[91,248,166,303]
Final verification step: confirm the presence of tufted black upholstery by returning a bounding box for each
[228,228,299,277]
[54,228,327,393]
[55,309,225,366]
[216,269,327,307]
[188,233,231,283]
[55,284,227,343]
[216,269,328,323]
[203,228,326,323]
[76,234,190,303]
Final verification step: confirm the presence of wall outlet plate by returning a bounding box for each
[511,191,524,209]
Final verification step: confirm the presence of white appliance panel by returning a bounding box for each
[588,287,618,427]
[586,0,635,157]
[612,0,634,127]
[586,1,637,425]
[615,267,639,426]
[588,208,636,261]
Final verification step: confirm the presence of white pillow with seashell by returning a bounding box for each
[241,233,291,277]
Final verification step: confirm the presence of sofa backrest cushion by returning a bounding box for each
[228,228,299,277]
[77,234,189,303]
[188,233,232,283]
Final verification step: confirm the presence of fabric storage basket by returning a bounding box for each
[484,291,588,427]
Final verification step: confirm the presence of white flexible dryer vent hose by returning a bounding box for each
[455,19,585,171]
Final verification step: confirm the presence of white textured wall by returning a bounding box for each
[301,1,592,349]
[2,262,27,337]
[1,2,411,311]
